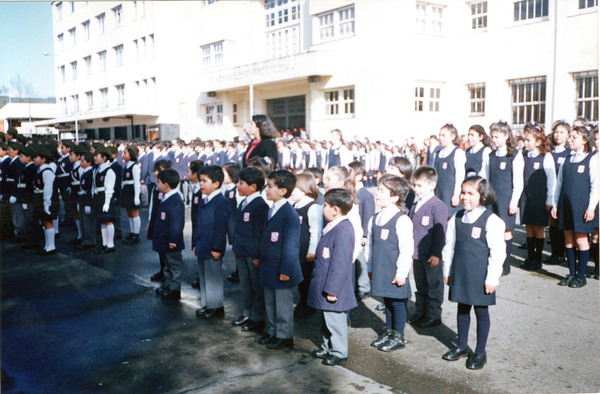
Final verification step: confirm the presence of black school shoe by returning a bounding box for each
[241,320,264,332]
[466,353,487,370]
[568,277,587,288]
[199,307,224,319]
[442,347,469,361]
[558,275,575,286]
[266,337,294,350]
[322,355,347,366]
[258,333,274,345]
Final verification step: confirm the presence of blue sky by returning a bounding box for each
[0,2,55,98]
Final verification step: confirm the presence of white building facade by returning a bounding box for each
[43,0,598,143]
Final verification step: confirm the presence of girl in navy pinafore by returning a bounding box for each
[92,148,117,254]
[487,121,524,276]
[442,176,505,370]
[433,124,466,219]
[519,123,556,270]
[465,124,492,178]
[121,144,142,243]
[552,126,598,288]
[367,175,414,352]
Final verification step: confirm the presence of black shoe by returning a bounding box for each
[466,353,487,370]
[408,314,425,325]
[544,255,561,265]
[123,234,140,245]
[568,277,587,288]
[378,331,405,352]
[241,320,264,332]
[151,271,165,282]
[36,248,57,256]
[231,315,250,326]
[417,318,442,328]
[375,303,386,312]
[191,278,200,288]
[266,337,294,350]
[99,246,115,254]
[371,328,393,348]
[558,275,575,286]
[94,246,107,254]
[322,355,347,366]
[200,307,224,319]
[442,347,469,361]
[518,241,527,250]
[356,291,369,301]
[501,266,511,276]
[312,349,329,359]
[227,271,239,283]
[195,307,207,317]
[161,289,181,300]
[528,259,542,270]
[258,333,274,345]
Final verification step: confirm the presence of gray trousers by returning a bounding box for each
[162,251,184,291]
[198,257,224,309]
[355,257,371,293]
[80,205,96,244]
[236,255,265,322]
[9,203,26,238]
[413,258,444,320]
[321,310,349,358]
[263,286,294,339]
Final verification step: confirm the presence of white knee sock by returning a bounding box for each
[45,228,56,251]
[132,216,141,234]
[106,224,115,248]
[128,217,134,233]
[53,219,59,234]
[101,224,108,246]
[76,220,83,239]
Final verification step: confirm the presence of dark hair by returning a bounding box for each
[324,188,353,215]
[247,156,273,176]
[304,167,323,185]
[348,161,366,178]
[294,172,319,200]
[489,121,517,157]
[573,116,588,128]
[157,168,180,189]
[62,141,74,149]
[387,156,413,179]
[189,160,204,177]
[81,151,94,164]
[462,176,496,206]
[95,148,112,162]
[18,145,33,157]
[267,170,296,199]
[550,120,571,148]
[468,124,493,148]
[0,142,7,151]
[239,166,265,190]
[126,144,139,162]
[7,142,22,152]
[200,165,224,187]
[378,174,411,212]
[571,126,594,153]
[523,123,551,154]
[153,159,171,172]
[223,162,241,183]
[328,165,356,202]
[412,165,437,184]
[440,123,459,146]
[252,114,278,139]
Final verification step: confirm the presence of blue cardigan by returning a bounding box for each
[193,193,231,259]
[152,192,185,253]
[233,196,269,259]
[259,201,302,289]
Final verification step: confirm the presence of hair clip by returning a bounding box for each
[264,157,272,165]
[444,122,454,127]
[498,119,508,125]
[343,164,352,173]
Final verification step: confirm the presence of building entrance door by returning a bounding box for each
[267,95,305,134]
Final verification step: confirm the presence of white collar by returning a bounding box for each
[294,196,315,209]
[323,216,348,235]
[205,189,221,202]
[162,188,179,202]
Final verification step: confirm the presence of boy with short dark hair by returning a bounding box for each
[193,165,232,319]
[77,151,96,249]
[14,145,36,245]
[148,160,171,282]
[258,170,302,350]
[154,168,186,300]
[308,188,357,366]
[231,167,269,332]
[408,166,448,328]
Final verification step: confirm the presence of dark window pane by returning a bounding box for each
[528,0,534,18]
[514,2,520,20]
[540,81,546,101]
[542,0,548,16]
[540,103,546,123]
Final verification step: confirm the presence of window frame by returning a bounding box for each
[510,77,547,125]
[324,86,355,118]
[574,71,598,121]
[415,83,442,113]
[205,103,224,125]
[86,91,93,111]
[201,41,224,66]
[112,5,123,27]
[98,50,107,72]
[116,84,125,106]
[97,13,106,34]
[579,0,598,9]
[416,2,444,34]
[513,0,549,22]
[82,20,90,41]
[114,44,124,67]
[315,5,355,43]
[470,1,488,30]
[468,83,486,116]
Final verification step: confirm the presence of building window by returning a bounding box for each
[86,91,93,111]
[415,84,441,112]
[98,50,107,71]
[575,72,598,121]
[68,27,76,47]
[149,34,155,58]
[133,39,138,61]
[514,0,548,21]
[71,94,79,113]
[82,20,90,40]
[97,13,105,34]
[56,2,63,19]
[100,88,108,109]
[70,1,75,13]
[471,1,487,29]
[416,3,443,33]
[201,41,224,66]
[84,56,92,75]
[205,104,223,125]
[510,77,546,125]
[114,44,124,67]
[233,103,238,124]
[325,87,355,117]
[265,0,300,28]
[141,37,147,59]
[57,33,64,51]
[579,0,598,8]
[469,83,486,116]
[113,5,123,27]
[59,97,67,114]
[267,27,299,58]
[316,5,354,42]
[60,65,66,83]
[71,61,78,80]
[116,84,125,106]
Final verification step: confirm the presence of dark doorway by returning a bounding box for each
[267,95,305,133]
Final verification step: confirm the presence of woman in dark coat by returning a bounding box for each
[242,114,278,168]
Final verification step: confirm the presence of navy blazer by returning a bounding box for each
[193,193,231,259]
[152,192,185,253]
[307,219,357,312]
[259,201,302,289]
[233,196,269,259]
[409,195,448,260]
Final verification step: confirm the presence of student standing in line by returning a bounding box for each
[433,123,466,219]
[32,147,59,255]
[148,160,172,282]
[188,160,204,289]
[77,151,96,250]
[465,125,492,178]
[92,148,117,254]
[442,177,505,370]
[121,144,142,244]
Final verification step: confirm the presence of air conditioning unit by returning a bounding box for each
[207,91,217,97]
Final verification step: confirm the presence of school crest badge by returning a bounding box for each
[421,216,430,226]
[194,196,199,204]
[557,157,565,165]
[299,216,303,224]
[471,226,481,239]
[244,212,250,222]
[442,162,448,170]
[578,165,585,173]
[229,191,235,198]
[322,247,330,259]
[161,212,166,220]
[499,162,506,170]
[380,228,389,240]
[271,232,279,242]
[533,162,540,170]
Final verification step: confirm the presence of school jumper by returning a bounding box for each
[121,162,141,208]
[433,146,465,217]
[465,143,490,178]
[78,166,95,245]
[547,146,570,263]
[15,162,37,241]
[6,156,25,238]
[92,162,116,224]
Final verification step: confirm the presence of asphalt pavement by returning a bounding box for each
[1,206,599,393]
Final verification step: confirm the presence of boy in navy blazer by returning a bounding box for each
[409,166,448,328]
[231,167,269,332]
[308,188,357,366]
[193,165,232,319]
[258,170,302,350]
[153,169,185,300]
